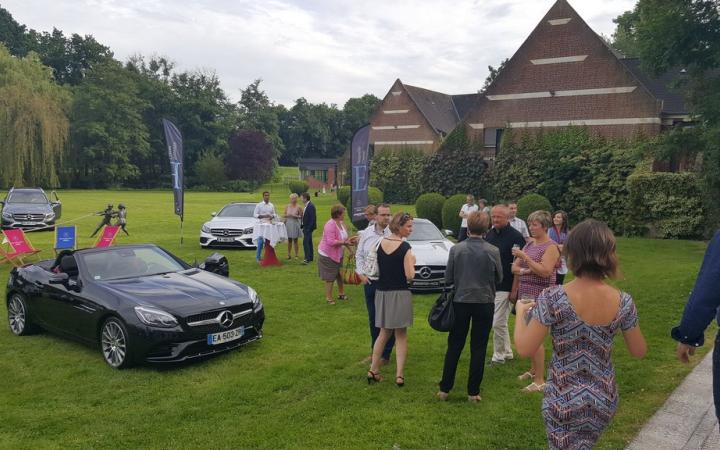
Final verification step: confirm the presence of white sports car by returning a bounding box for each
[407,218,454,291]
[200,203,257,248]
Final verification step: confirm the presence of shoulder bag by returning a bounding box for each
[428,287,455,332]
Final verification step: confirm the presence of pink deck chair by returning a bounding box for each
[94,225,121,248]
[2,229,42,265]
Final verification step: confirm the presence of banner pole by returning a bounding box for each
[180,217,184,246]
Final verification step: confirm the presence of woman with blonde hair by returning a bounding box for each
[511,210,560,392]
[515,219,646,449]
[284,193,303,260]
[367,212,416,387]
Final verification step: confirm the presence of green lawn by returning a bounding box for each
[0,189,713,449]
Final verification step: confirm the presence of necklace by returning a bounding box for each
[385,237,402,241]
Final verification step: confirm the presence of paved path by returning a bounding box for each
[627,351,718,450]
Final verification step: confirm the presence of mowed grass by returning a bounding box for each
[0,189,713,449]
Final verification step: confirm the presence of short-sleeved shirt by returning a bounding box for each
[460,204,479,228]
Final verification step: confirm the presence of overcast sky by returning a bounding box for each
[3,0,637,107]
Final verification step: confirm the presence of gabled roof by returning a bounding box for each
[618,59,689,115]
[403,84,460,134]
[451,94,481,120]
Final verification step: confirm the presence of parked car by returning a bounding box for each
[407,218,454,291]
[5,244,265,369]
[200,203,257,248]
[0,187,61,230]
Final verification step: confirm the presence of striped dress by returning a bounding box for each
[530,286,639,450]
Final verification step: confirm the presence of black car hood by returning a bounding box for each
[101,270,252,316]
[3,203,53,214]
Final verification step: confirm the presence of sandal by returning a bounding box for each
[326,299,336,305]
[521,382,546,393]
[338,294,348,301]
[367,370,382,384]
[468,395,482,403]
[517,371,535,381]
[395,376,405,387]
[436,391,449,401]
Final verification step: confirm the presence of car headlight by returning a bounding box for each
[1,211,11,219]
[247,286,260,306]
[45,212,55,220]
[134,306,178,328]
[201,224,211,233]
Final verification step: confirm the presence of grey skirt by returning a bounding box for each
[375,289,413,329]
[318,254,341,282]
[285,217,301,239]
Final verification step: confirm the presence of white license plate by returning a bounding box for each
[207,326,245,345]
[20,221,35,225]
[217,237,235,243]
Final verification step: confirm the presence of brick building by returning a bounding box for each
[369,0,690,159]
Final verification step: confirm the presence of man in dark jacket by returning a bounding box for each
[672,231,720,427]
[301,192,317,264]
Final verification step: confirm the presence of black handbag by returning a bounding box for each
[428,288,455,332]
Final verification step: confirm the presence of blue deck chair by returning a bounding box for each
[54,225,77,255]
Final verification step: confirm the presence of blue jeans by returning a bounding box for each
[364,283,394,360]
[714,332,719,427]
[302,229,314,262]
[256,238,264,261]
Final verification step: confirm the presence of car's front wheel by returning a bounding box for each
[7,293,35,336]
[100,317,133,369]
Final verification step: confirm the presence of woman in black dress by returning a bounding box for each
[367,212,416,387]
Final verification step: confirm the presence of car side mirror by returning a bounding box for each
[211,212,217,217]
[443,229,454,237]
[49,273,69,284]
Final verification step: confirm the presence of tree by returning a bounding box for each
[0,44,70,188]
[483,58,509,90]
[610,9,642,57]
[237,79,285,158]
[194,151,227,189]
[225,131,275,184]
[280,98,344,164]
[341,94,381,144]
[68,60,150,187]
[0,6,30,56]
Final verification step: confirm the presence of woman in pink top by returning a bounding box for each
[318,204,353,304]
[512,210,560,393]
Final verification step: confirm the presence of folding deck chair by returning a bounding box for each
[54,225,77,255]
[1,229,42,265]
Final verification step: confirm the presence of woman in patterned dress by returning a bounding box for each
[512,210,561,392]
[514,219,647,449]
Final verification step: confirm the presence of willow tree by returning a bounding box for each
[0,44,70,188]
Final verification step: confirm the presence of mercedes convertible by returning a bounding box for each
[5,244,265,369]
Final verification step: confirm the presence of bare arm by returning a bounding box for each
[404,248,416,281]
[623,326,647,358]
[513,245,559,278]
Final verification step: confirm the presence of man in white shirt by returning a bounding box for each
[253,191,277,262]
[508,202,530,241]
[458,195,479,242]
[356,204,394,363]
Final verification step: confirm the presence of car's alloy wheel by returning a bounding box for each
[8,294,27,335]
[101,318,130,369]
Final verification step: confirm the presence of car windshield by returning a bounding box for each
[217,204,255,217]
[80,247,187,281]
[408,222,445,241]
[7,191,47,204]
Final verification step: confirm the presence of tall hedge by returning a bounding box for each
[422,126,489,197]
[517,193,552,222]
[442,194,467,234]
[369,147,427,203]
[626,171,704,238]
[415,193,446,228]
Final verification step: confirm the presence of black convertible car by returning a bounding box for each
[5,244,265,368]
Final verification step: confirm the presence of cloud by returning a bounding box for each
[3,0,637,106]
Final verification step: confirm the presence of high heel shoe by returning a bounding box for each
[367,371,382,384]
[395,376,405,387]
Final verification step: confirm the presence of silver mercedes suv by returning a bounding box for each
[0,188,62,230]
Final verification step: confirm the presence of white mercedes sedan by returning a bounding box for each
[200,203,257,248]
[407,218,454,291]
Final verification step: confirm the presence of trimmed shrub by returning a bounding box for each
[442,194,467,235]
[337,185,384,209]
[626,172,704,239]
[194,152,227,189]
[517,193,552,222]
[288,180,309,195]
[415,193,446,228]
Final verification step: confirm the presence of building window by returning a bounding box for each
[484,128,503,148]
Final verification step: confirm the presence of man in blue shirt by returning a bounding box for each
[672,231,720,427]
